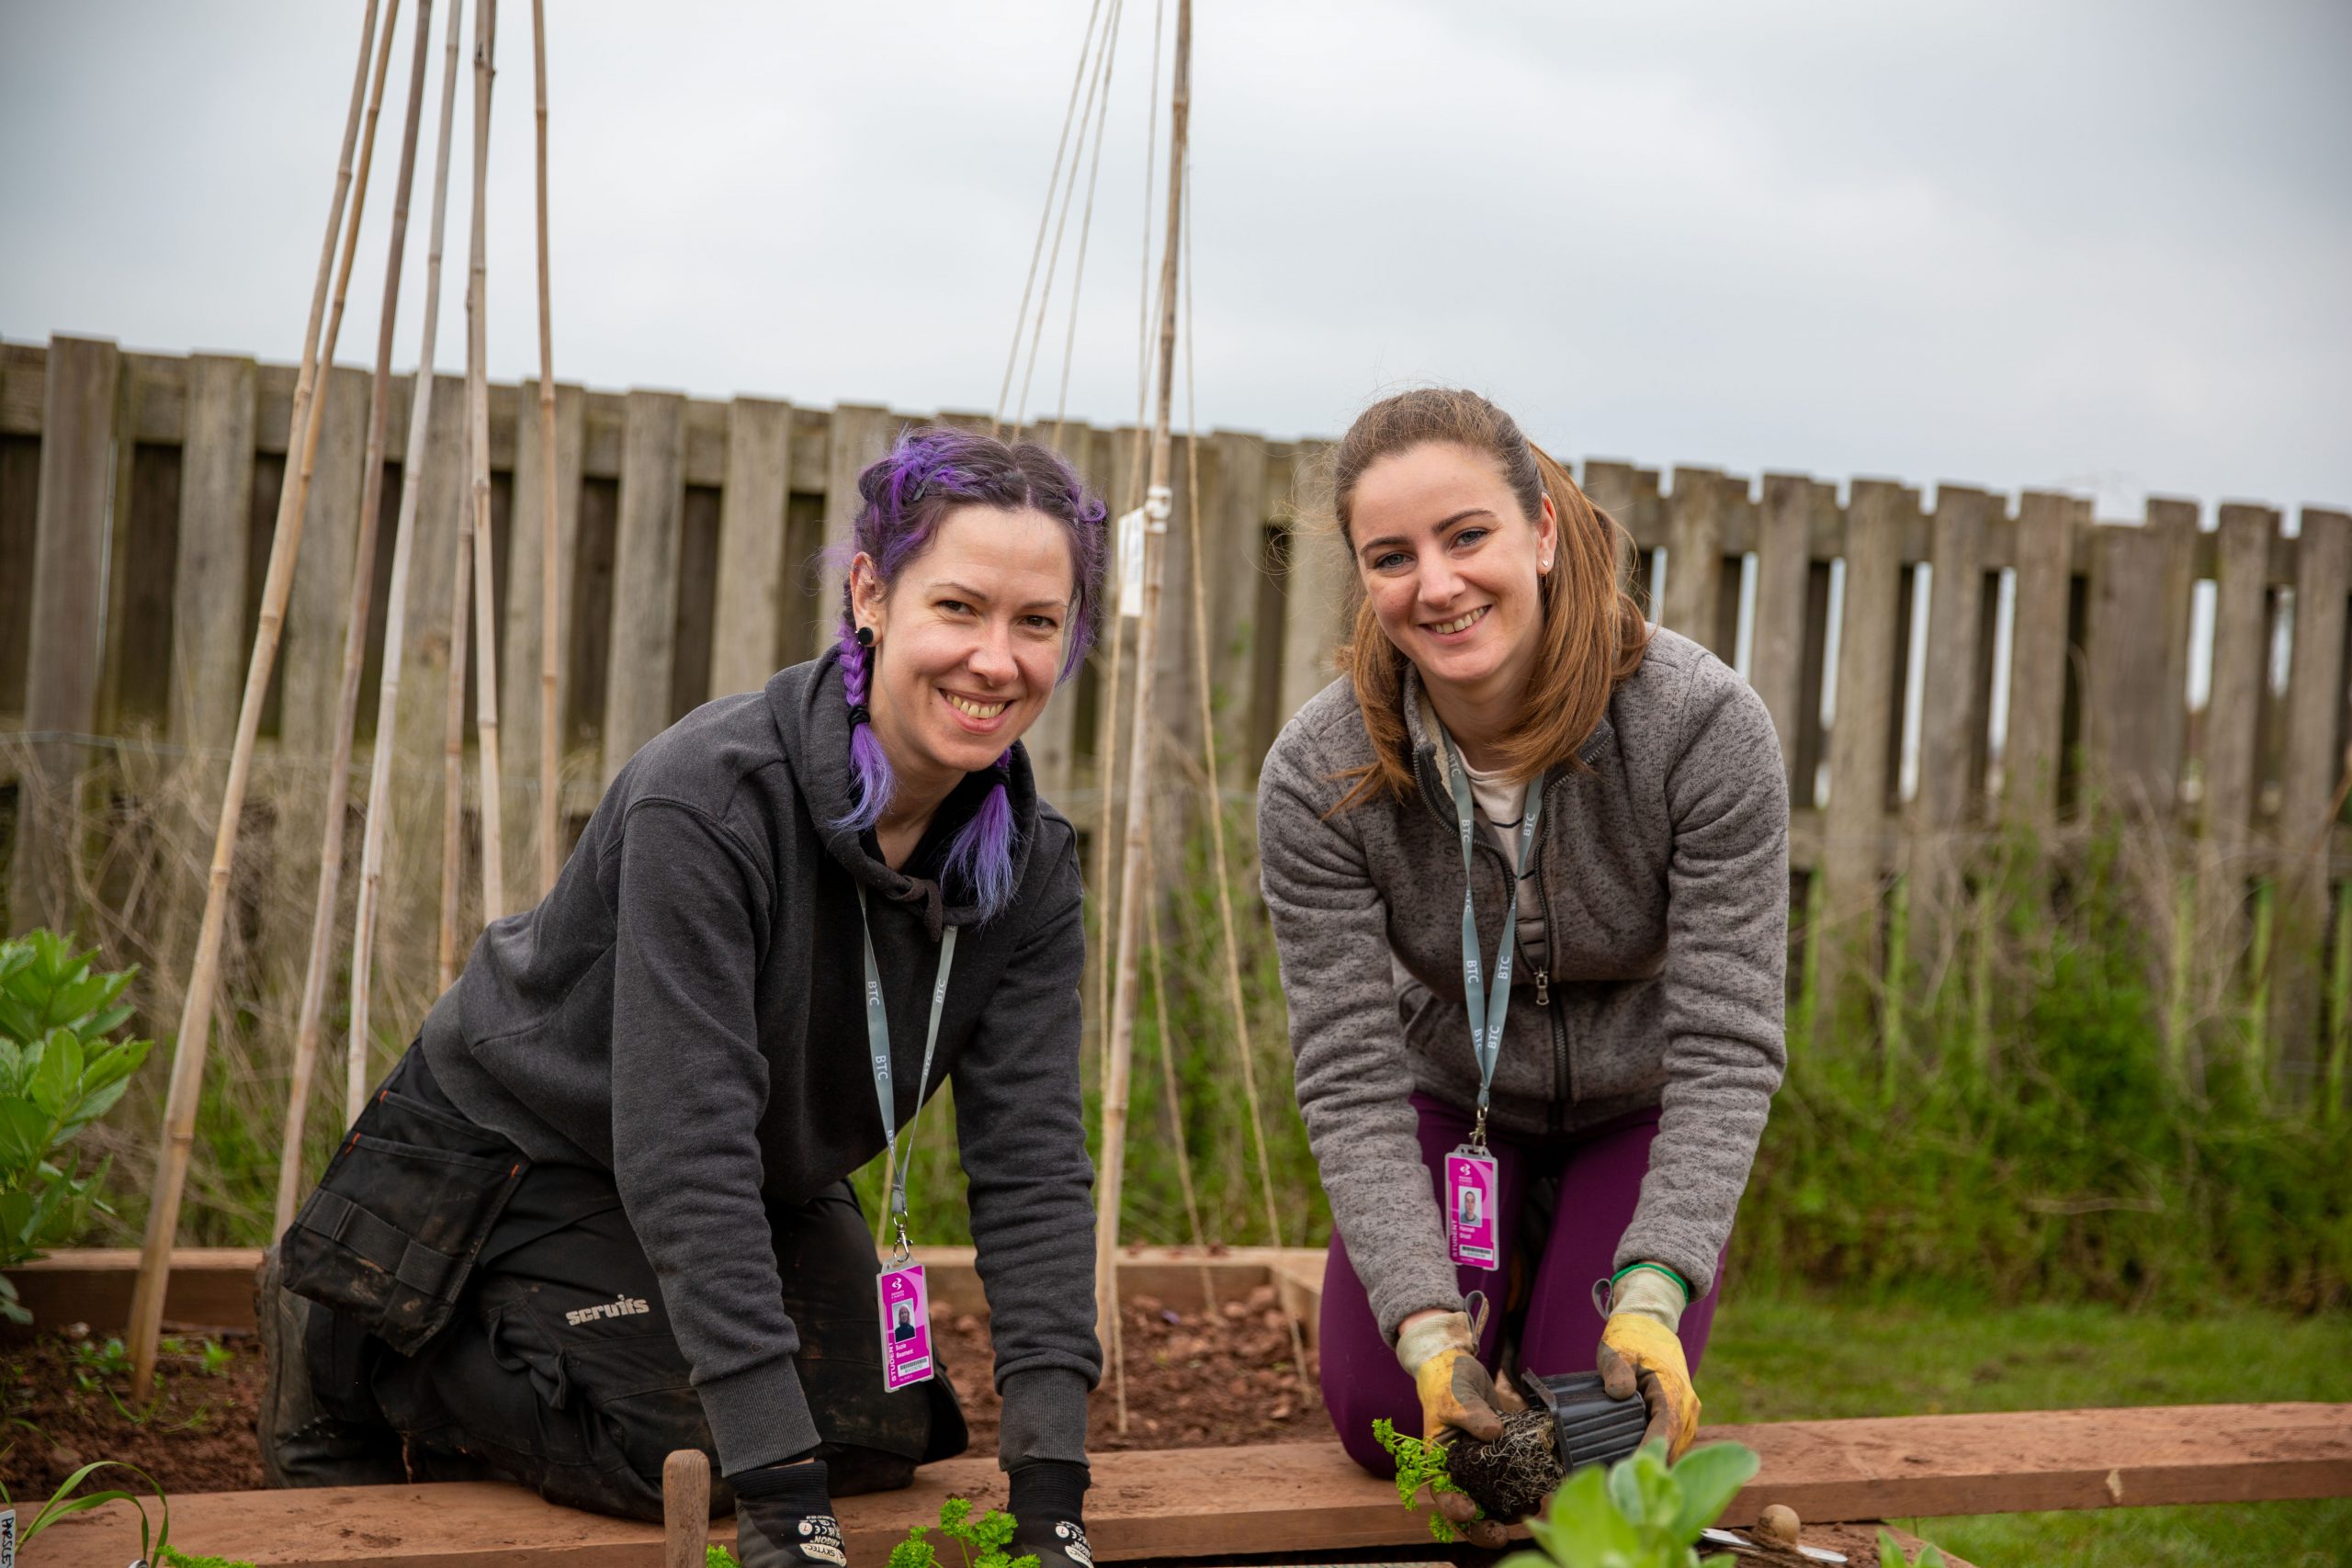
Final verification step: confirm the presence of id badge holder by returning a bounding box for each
[1444,1145,1499,1269]
[877,1259,934,1391]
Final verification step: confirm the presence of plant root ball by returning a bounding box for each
[1444,1410,1565,1521]
[1755,1503,1802,1547]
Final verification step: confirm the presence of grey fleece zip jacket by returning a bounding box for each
[419,651,1101,1477]
[1257,628,1788,1340]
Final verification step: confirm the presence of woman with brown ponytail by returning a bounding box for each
[1257,389,1788,1540]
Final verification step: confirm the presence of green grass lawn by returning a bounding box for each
[1702,1292,2352,1567]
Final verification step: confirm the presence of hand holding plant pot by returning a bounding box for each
[1595,1267,1700,1460]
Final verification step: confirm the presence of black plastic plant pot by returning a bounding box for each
[1521,1368,1649,1472]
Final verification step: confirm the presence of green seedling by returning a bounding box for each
[159,1547,258,1568]
[1372,1416,1482,1543]
[0,1457,174,1562]
[1495,1438,1760,1568]
[197,1338,235,1378]
[706,1497,1039,1568]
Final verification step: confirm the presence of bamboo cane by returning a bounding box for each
[438,408,472,990]
[1092,0,1190,1353]
[129,0,396,1389]
[273,0,437,1238]
[465,0,505,924]
[350,0,468,1129]
[1180,171,1310,1395]
[531,0,560,897]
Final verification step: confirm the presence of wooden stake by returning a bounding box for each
[274,0,437,1241]
[1092,0,1189,1353]
[130,0,397,1389]
[350,0,468,1128]
[661,1450,710,1568]
[530,0,560,897]
[464,0,505,923]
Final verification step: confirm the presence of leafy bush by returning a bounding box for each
[0,931,153,1323]
[1498,1439,1759,1568]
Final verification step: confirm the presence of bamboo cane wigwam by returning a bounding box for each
[127,0,401,1389]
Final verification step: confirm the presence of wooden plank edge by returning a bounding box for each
[31,1407,2349,1564]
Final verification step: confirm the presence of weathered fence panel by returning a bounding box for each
[2,333,2346,1099]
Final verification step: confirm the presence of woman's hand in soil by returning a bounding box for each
[730,1457,849,1566]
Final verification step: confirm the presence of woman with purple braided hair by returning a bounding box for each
[262,425,1110,1567]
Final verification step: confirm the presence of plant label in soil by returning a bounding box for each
[2,1506,13,1568]
[878,1261,934,1390]
[1446,1145,1498,1269]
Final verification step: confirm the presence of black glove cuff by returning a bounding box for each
[729,1456,831,1510]
[1008,1457,1090,1524]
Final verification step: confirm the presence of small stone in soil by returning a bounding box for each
[1444,1409,1566,1521]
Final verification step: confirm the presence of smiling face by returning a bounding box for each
[852,502,1077,801]
[1348,440,1558,712]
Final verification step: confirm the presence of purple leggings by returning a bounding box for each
[1320,1093,1724,1476]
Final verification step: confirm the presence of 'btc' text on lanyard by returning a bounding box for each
[857,886,957,1261]
[1437,726,1542,1149]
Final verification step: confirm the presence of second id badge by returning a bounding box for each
[1445,1145,1499,1269]
[878,1261,934,1391]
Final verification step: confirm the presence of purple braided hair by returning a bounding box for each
[831,424,1109,920]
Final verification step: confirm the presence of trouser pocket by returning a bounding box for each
[282,1078,528,1355]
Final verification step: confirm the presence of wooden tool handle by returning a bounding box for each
[663,1448,712,1568]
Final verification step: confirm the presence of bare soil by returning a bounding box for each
[3,1324,266,1497]
[2,1285,1322,1500]
[938,1283,1326,1453]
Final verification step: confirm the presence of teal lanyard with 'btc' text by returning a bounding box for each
[858,886,957,1262]
[1437,727,1542,1149]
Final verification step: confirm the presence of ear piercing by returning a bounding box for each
[855,625,875,649]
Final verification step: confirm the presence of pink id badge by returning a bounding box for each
[877,1262,933,1391]
[1445,1145,1499,1269]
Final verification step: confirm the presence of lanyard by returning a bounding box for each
[857,886,957,1262]
[1436,727,1542,1148]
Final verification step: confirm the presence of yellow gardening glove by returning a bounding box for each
[1596,1265,1701,1459]
[1395,1308,1524,1548]
[1396,1308,1525,1442]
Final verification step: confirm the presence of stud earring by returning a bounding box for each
[855,625,875,649]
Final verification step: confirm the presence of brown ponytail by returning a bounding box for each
[1326,389,1649,812]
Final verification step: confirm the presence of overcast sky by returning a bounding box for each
[5,0,2347,520]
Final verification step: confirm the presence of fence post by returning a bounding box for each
[1907,482,1993,993]
[8,335,120,937]
[601,390,687,785]
[1818,479,1907,1034]
[1662,466,1728,660]
[2003,491,2075,832]
[818,404,894,634]
[708,396,794,702]
[1274,444,1347,728]
[502,378,585,895]
[2273,507,2351,1091]
[1752,472,1815,789]
[2199,503,2278,1046]
[387,374,471,973]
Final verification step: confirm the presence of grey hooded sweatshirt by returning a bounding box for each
[1257,627,1788,1340]
[419,652,1100,1477]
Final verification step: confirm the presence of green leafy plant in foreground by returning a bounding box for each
[0,930,153,1325]
[158,1546,258,1568]
[1373,1416,1482,1542]
[1877,1529,1948,1568]
[706,1496,1038,1568]
[0,1457,173,1562]
[1496,1438,1760,1568]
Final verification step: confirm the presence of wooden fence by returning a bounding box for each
[3,334,2347,1088]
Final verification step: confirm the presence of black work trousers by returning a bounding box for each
[299,1046,966,1521]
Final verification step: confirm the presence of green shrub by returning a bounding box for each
[0,931,153,1324]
